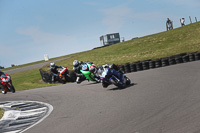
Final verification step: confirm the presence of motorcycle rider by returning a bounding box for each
[73,60,93,83]
[89,64,101,83]
[89,64,125,88]
[50,62,62,83]
[0,69,4,91]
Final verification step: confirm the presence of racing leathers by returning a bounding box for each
[73,61,93,83]
[97,64,125,88]
[0,71,4,91]
[50,65,62,83]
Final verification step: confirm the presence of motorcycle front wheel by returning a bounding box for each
[110,79,124,89]
[2,90,7,94]
[124,76,131,85]
[9,84,15,93]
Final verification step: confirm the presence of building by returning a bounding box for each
[100,33,120,46]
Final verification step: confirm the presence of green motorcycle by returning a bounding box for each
[80,63,100,83]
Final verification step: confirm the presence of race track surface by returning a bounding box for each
[1,61,200,133]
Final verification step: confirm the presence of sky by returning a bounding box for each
[0,0,200,68]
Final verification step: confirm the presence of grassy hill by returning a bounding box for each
[8,22,200,91]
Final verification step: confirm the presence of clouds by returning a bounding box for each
[0,26,78,67]
[15,26,79,59]
[16,27,76,45]
[99,4,169,36]
[100,5,132,33]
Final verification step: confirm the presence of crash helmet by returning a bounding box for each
[50,62,55,67]
[73,60,79,67]
[89,64,97,73]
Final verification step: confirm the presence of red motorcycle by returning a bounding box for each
[0,74,15,94]
[57,67,76,83]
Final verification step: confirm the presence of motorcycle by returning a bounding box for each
[57,67,76,83]
[0,74,15,94]
[99,67,131,89]
[79,63,100,83]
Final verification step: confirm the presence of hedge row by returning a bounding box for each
[118,52,200,73]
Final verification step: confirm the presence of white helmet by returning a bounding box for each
[50,62,55,67]
[73,60,79,67]
[89,64,97,73]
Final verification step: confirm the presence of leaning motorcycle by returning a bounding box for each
[57,67,76,83]
[99,68,131,89]
[0,74,15,94]
[79,63,100,83]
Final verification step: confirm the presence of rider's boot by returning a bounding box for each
[76,77,82,84]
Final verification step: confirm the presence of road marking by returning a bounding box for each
[0,101,53,133]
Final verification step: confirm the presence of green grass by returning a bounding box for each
[7,22,200,91]
[0,108,4,119]
[10,68,60,91]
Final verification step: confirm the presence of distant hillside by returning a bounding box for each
[42,21,200,71]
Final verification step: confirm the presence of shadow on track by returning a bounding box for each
[80,82,100,86]
[108,83,136,91]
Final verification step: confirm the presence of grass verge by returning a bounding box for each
[10,68,61,91]
[0,108,4,120]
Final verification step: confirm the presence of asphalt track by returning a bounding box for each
[4,57,69,74]
[1,61,200,133]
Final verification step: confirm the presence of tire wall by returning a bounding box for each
[117,52,200,74]
[39,69,52,83]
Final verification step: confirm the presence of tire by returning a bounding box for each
[110,78,124,89]
[155,59,162,68]
[110,79,121,88]
[136,62,143,71]
[44,73,52,83]
[102,81,109,88]
[2,90,7,94]
[189,53,195,62]
[182,55,189,63]
[124,63,131,73]
[10,85,15,93]
[130,63,137,72]
[124,76,131,85]
[39,69,45,82]
[169,58,176,65]
[119,65,125,73]
[195,52,200,60]
[142,61,149,70]
[175,56,183,64]
[161,57,169,67]
[149,61,156,69]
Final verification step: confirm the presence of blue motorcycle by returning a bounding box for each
[99,67,131,89]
